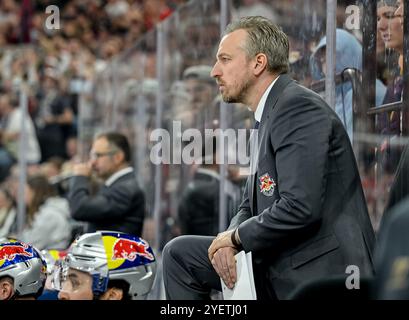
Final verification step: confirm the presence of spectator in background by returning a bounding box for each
[310,28,387,142]
[18,174,71,250]
[0,134,14,183]
[178,139,241,236]
[0,188,16,237]
[377,0,402,89]
[0,93,41,165]
[60,135,80,176]
[68,131,145,236]
[377,0,403,102]
[182,65,219,132]
[366,0,409,300]
[376,4,398,87]
[40,156,65,180]
[376,0,403,175]
[232,0,279,23]
[36,73,75,162]
[378,0,407,220]
[124,8,146,48]
[143,0,173,30]
[105,0,129,20]
[0,0,19,44]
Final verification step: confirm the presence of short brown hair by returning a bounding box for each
[225,16,289,74]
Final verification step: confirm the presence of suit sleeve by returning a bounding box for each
[227,177,252,230]
[238,93,331,252]
[68,176,138,222]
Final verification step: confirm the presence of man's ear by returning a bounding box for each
[0,279,14,300]
[114,150,125,165]
[102,287,123,300]
[253,53,268,76]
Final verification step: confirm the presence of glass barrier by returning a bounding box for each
[77,0,408,251]
[0,45,43,233]
[150,1,220,247]
[362,0,405,230]
[78,66,113,159]
[1,0,408,301]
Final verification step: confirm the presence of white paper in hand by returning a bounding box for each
[221,251,257,300]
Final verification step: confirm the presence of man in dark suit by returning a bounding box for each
[162,16,375,300]
[68,132,145,235]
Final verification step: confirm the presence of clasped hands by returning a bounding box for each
[208,230,238,289]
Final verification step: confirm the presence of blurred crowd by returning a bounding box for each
[0,0,408,301]
[0,0,187,250]
[0,0,185,166]
[0,0,406,248]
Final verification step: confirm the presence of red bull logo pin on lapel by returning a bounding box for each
[259,173,276,197]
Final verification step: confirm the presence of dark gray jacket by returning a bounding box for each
[68,171,145,236]
[228,74,375,299]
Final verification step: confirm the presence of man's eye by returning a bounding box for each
[71,279,80,288]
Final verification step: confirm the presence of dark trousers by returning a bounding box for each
[162,235,221,300]
[162,235,277,300]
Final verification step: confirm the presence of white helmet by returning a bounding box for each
[0,239,47,299]
[54,231,156,300]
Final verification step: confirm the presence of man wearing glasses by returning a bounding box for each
[67,132,145,236]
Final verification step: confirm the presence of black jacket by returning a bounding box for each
[68,171,145,236]
[178,168,240,236]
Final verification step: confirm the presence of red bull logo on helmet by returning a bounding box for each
[112,238,154,262]
[0,242,33,262]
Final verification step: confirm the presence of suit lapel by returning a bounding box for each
[248,128,258,215]
[249,74,293,215]
[257,73,293,138]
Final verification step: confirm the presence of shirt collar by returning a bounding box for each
[105,167,134,187]
[254,75,280,122]
[196,168,220,180]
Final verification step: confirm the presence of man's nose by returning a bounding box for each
[211,63,220,78]
[89,157,96,166]
[58,290,69,300]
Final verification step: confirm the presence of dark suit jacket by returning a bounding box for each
[178,168,239,236]
[228,74,375,299]
[178,169,221,236]
[374,196,409,299]
[68,171,145,236]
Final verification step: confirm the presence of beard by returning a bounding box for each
[221,77,252,104]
